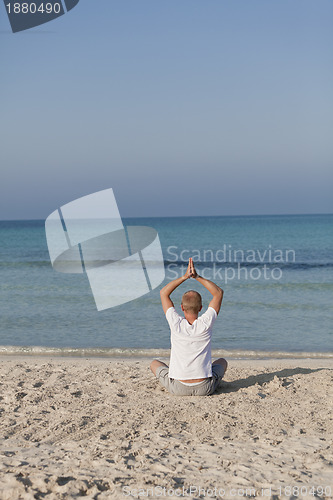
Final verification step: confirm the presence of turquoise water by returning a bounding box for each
[0,215,332,356]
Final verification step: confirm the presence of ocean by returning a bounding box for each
[0,214,332,358]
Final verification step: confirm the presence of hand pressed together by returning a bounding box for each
[184,257,198,279]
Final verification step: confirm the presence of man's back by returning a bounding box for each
[166,306,217,379]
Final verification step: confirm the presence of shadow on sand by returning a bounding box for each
[215,367,331,394]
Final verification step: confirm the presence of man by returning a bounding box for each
[150,257,227,396]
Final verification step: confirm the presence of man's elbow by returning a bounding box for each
[215,288,223,303]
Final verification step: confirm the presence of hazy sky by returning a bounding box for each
[1,0,332,219]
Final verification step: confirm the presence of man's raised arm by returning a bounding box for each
[160,260,192,314]
[190,258,223,314]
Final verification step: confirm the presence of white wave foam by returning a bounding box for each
[0,345,332,359]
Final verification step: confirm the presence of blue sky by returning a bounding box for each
[1,0,332,218]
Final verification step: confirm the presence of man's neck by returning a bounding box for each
[184,313,198,325]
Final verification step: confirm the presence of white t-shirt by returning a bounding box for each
[166,306,217,380]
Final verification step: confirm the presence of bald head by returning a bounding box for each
[181,290,202,314]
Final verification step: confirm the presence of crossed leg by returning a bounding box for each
[212,357,228,378]
[150,359,168,376]
[150,358,227,378]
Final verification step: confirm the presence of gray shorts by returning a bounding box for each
[155,364,225,396]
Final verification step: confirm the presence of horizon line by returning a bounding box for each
[0,212,332,222]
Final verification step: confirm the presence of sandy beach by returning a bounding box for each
[0,356,332,499]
